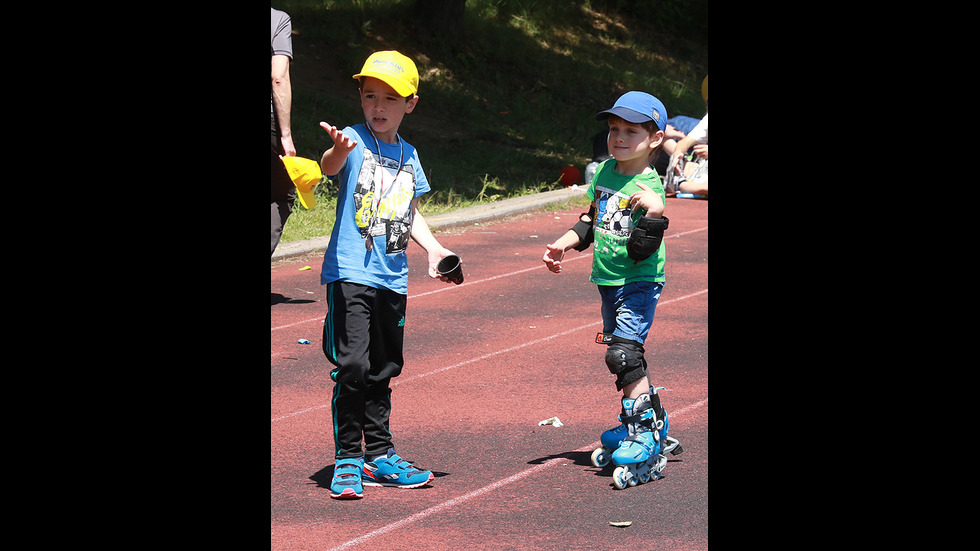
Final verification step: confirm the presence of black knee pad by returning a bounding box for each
[603,336,647,390]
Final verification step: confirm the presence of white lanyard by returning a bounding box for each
[364,125,404,251]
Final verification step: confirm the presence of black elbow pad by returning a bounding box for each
[570,206,596,251]
[627,216,669,263]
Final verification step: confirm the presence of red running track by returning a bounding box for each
[271,197,708,550]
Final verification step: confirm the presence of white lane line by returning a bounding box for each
[270,256,590,334]
[270,226,706,333]
[319,397,708,551]
[271,288,707,424]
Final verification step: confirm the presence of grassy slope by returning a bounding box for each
[276,0,707,242]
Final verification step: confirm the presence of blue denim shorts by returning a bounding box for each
[598,281,664,344]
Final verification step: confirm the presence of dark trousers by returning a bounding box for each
[323,281,407,459]
[271,143,295,256]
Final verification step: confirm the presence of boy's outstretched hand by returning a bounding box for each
[319,122,358,153]
[318,122,358,176]
[542,243,565,273]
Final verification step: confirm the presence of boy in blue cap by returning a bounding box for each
[317,51,457,499]
[542,91,683,489]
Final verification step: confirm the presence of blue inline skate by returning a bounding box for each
[590,424,628,469]
[590,390,683,471]
[610,394,663,489]
[591,393,684,489]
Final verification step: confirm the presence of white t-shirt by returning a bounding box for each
[687,113,708,144]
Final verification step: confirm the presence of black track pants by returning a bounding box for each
[322,281,406,459]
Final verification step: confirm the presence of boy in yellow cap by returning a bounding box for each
[316,51,457,499]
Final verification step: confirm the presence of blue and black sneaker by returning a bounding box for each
[362,449,434,489]
[330,457,364,499]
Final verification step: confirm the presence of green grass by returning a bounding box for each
[276,0,708,242]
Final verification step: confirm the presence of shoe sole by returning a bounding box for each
[330,488,363,499]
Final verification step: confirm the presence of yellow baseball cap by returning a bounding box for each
[701,74,708,102]
[280,156,322,209]
[352,50,419,97]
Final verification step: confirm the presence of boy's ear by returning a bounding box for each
[405,94,419,113]
[649,130,665,149]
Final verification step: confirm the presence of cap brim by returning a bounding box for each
[296,188,316,210]
[352,71,416,97]
[281,156,322,210]
[595,106,653,124]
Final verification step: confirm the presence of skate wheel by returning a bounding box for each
[612,466,630,490]
[591,447,610,468]
[638,472,651,484]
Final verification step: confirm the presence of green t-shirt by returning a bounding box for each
[585,159,666,286]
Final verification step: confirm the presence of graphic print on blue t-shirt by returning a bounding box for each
[353,144,416,254]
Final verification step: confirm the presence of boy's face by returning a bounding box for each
[359,76,418,142]
[606,116,664,163]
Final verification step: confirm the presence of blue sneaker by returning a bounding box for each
[362,449,434,489]
[330,457,364,499]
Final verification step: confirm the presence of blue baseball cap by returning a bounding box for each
[595,91,668,131]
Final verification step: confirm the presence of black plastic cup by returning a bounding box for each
[437,254,464,285]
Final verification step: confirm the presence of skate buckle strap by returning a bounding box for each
[619,408,654,426]
[622,433,652,444]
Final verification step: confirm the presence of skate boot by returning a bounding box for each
[610,394,667,490]
[657,407,684,457]
[590,423,628,468]
[591,388,683,468]
[649,387,683,457]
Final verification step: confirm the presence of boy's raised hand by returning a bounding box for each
[629,182,665,218]
[319,122,358,176]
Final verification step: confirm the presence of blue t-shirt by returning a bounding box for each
[320,124,430,295]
